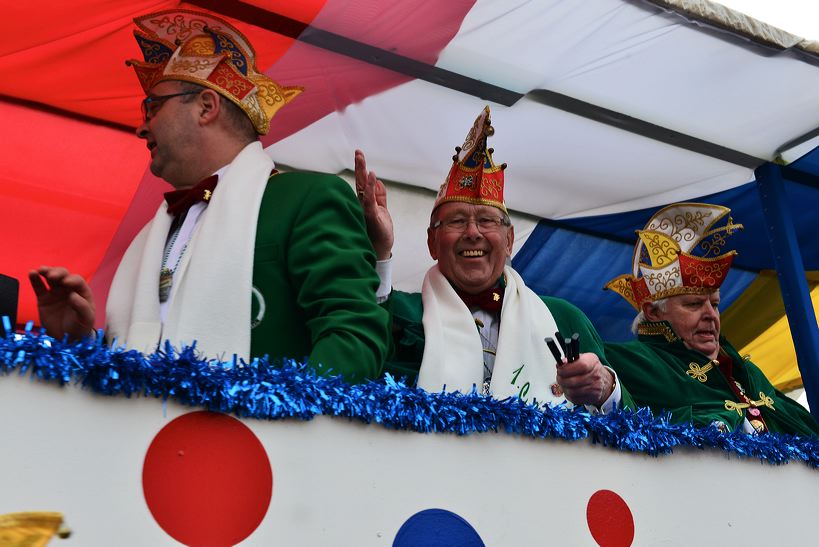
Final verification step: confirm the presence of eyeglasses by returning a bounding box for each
[431,215,509,233]
[140,91,200,122]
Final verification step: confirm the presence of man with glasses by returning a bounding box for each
[28,10,389,383]
[356,107,630,410]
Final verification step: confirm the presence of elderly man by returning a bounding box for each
[357,107,631,410]
[604,203,819,435]
[28,10,388,383]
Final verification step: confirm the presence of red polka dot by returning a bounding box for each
[142,411,272,546]
[586,489,634,547]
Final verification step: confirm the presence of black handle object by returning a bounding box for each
[555,332,566,356]
[569,333,580,362]
[544,337,563,364]
[0,274,19,337]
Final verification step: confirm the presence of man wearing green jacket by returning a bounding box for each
[28,10,388,383]
[356,107,631,411]
[604,203,819,435]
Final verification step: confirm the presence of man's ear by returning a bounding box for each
[427,227,438,260]
[198,89,221,126]
[505,224,514,256]
[642,301,661,322]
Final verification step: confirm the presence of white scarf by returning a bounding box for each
[106,142,272,360]
[417,265,566,405]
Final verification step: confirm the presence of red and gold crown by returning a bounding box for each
[433,106,507,214]
[605,203,743,310]
[126,9,302,135]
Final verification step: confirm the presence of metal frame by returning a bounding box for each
[755,163,819,419]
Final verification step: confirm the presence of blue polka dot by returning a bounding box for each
[393,508,484,547]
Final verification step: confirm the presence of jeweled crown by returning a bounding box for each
[605,203,743,310]
[433,106,507,214]
[126,9,302,135]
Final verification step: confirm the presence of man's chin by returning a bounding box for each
[451,276,495,294]
[692,342,719,359]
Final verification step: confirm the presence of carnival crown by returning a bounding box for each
[126,9,302,135]
[433,106,508,214]
[605,202,743,310]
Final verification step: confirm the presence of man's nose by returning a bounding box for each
[135,119,149,139]
[461,219,483,238]
[703,301,718,319]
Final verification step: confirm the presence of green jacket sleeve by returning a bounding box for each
[252,172,389,383]
[288,175,389,382]
[382,290,424,383]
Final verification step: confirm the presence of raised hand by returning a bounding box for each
[354,149,394,260]
[29,266,96,341]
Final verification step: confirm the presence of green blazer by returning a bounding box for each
[250,171,389,384]
[604,321,819,436]
[384,290,634,408]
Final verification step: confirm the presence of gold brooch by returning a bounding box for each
[749,419,766,433]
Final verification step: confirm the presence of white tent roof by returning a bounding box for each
[269,0,819,222]
[261,0,819,294]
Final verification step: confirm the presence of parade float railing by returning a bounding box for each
[2,325,818,545]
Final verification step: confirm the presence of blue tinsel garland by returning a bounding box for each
[2,326,818,467]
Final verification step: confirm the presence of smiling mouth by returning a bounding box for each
[460,250,486,257]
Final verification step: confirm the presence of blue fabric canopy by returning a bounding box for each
[513,145,819,342]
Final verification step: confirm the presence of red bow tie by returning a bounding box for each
[456,286,504,313]
[164,174,219,216]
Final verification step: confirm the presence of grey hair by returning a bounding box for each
[631,297,669,335]
[177,82,258,143]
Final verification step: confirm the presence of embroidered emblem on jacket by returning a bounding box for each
[686,360,717,383]
[724,392,775,416]
[637,321,678,342]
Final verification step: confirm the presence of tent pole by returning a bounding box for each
[755,163,819,419]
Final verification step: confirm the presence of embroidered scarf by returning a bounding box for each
[418,265,565,405]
